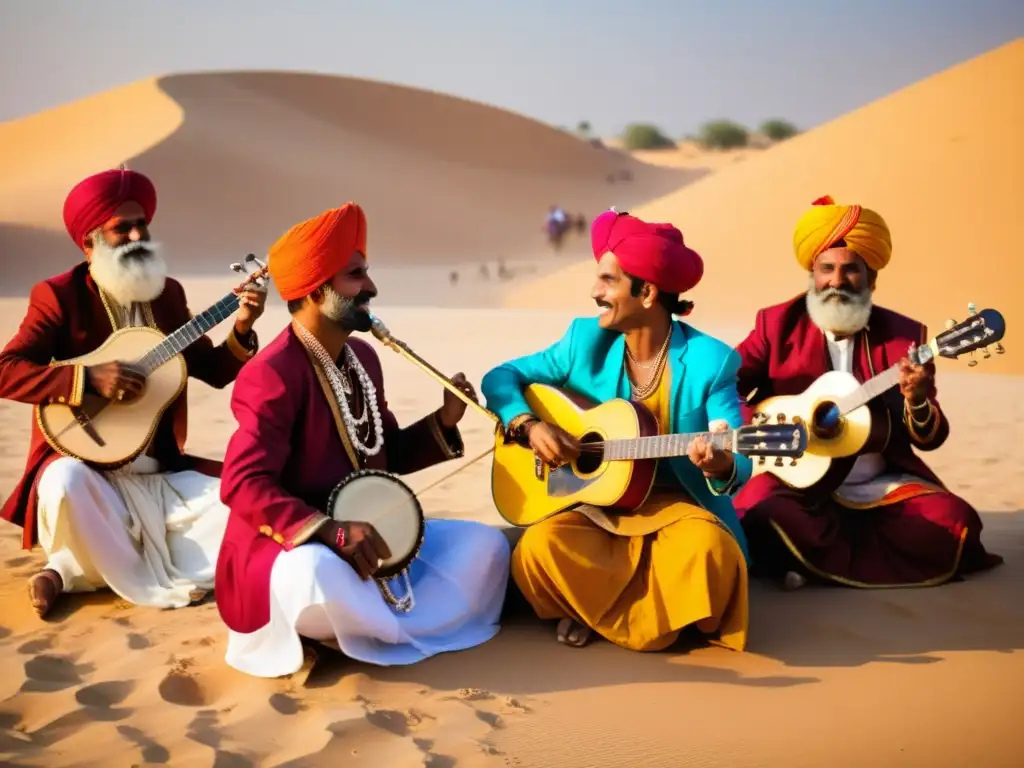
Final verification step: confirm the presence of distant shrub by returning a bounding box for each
[576,120,592,136]
[621,123,676,150]
[698,120,749,150]
[759,119,799,142]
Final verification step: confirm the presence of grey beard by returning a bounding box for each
[88,237,167,306]
[319,286,372,332]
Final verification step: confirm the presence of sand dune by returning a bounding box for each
[0,70,695,295]
[509,39,1024,375]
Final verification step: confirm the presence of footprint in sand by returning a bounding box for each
[21,654,95,693]
[127,633,150,650]
[17,634,56,655]
[75,680,136,722]
[5,555,32,567]
[159,670,212,707]
[0,625,11,641]
[268,692,306,716]
[116,724,171,764]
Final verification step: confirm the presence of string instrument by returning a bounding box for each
[37,255,270,468]
[748,304,1006,491]
[489,384,807,527]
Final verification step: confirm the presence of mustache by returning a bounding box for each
[818,286,860,302]
[347,290,376,308]
[114,241,155,261]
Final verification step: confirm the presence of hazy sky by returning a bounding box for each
[1,1,1021,135]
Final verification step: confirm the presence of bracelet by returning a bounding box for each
[335,525,346,550]
[507,413,539,439]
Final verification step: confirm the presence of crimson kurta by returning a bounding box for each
[733,294,1002,586]
[214,326,464,635]
[0,262,256,549]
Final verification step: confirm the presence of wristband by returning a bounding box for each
[335,526,346,550]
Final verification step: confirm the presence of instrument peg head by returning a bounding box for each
[967,302,977,315]
[995,343,1006,355]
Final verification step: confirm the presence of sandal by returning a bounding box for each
[27,569,63,618]
[556,617,593,648]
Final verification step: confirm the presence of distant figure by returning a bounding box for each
[497,259,511,281]
[479,264,490,280]
[545,205,571,251]
[449,270,459,286]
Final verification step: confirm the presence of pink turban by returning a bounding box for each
[62,168,157,248]
[591,209,704,293]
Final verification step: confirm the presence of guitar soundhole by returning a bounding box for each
[811,401,843,440]
[574,431,604,474]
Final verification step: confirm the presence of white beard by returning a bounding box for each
[319,285,348,324]
[88,235,168,307]
[806,276,873,336]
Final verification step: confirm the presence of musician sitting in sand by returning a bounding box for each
[214,203,510,679]
[481,209,750,651]
[733,195,1003,590]
[0,168,266,618]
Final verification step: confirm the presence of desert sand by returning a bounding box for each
[1,39,1023,768]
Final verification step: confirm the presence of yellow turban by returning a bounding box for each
[793,195,892,271]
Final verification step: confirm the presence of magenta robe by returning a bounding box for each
[214,325,464,634]
[733,294,1003,586]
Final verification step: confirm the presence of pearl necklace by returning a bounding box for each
[295,322,384,457]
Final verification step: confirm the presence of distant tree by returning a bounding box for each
[621,123,676,150]
[698,120,749,150]
[759,118,799,142]
[576,120,592,137]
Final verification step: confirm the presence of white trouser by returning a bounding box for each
[35,456,230,608]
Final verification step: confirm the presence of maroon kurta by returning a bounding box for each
[214,325,464,635]
[733,293,1002,586]
[0,262,256,549]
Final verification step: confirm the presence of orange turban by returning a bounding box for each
[793,195,892,272]
[268,203,367,301]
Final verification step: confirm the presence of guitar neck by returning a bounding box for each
[136,292,239,375]
[836,364,901,415]
[602,430,735,461]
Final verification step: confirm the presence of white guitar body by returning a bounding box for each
[36,327,186,469]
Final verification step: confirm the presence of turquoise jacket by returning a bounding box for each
[481,316,751,562]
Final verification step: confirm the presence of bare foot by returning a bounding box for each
[556,617,593,648]
[28,569,63,618]
[783,571,807,591]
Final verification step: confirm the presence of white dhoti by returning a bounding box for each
[36,455,230,608]
[224,518,511,678]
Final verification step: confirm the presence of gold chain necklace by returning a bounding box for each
[626,331,671,399]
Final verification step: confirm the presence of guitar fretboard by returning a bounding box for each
[836,364,901,415]
[601,430,735,461]
[135,292,239,375]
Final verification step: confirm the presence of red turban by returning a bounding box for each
[591,209,703,294]
[268,203,368,301]
[62,168,157,248]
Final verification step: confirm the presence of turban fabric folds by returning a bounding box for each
[793,194,892,271]
[591,209,704,294]
[62,168,157,248]
[268,203,368,301]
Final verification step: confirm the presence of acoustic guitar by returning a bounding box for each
[747,304,1006,491]
[36,255,270,469]
[490,383,808,527]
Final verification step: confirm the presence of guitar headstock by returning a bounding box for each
[736,422,808,457]
[229,254,271,293]
[914,303,1006,367]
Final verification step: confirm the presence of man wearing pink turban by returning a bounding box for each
[481,209,751,652]
[732,195,1002,590]
[0,167,268,619]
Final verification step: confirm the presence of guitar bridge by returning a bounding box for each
[71,406,106,448]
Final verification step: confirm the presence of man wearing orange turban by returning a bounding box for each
[215,204,511,678]
[731,195,1002,590]
[0,167,268,619]
[479,209,751,653]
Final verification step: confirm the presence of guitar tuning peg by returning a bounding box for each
[995,342,1005,355]
[982,347,991,359]
[967,302,977,315]
[944,318,956,330]
[230,263,247,274]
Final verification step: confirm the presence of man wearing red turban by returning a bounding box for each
[480,209,751,652]
[0,167,268,619]
[214,204,511,678]
[732,195,1002,590]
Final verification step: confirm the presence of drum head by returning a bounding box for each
[328,469,425,578]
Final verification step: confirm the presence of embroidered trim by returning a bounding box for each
[225,327,256,362]
[69,364,85,407]
[289,512,331,547]
[428,410,463,459]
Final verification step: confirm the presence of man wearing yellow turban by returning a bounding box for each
[212,204,511,678]
[731,195,1002,589]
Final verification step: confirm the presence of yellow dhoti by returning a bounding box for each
[510,366,749,652]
